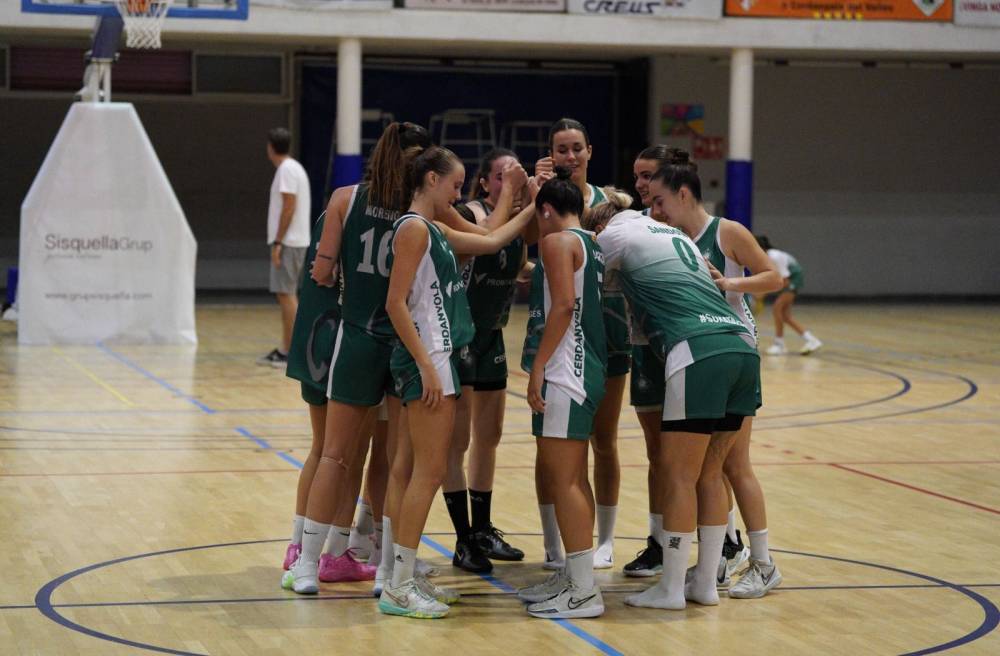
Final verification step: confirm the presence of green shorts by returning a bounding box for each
[662,351,761,424]
[391,348,464,405]
[784,270,804,294]
[301,382,327,407]
[455,328,508,391]
[327,322,396,406]
[531,382,598,440]
[630,344,665,412]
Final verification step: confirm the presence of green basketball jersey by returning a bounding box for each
[286,212,342,389]
[339,184,400,337]
[521,228,607,405]
[597,211,755,375]
[693,216,757,343]
[459,199,523,331]
[388,213,474,364]
[587,183,607,208]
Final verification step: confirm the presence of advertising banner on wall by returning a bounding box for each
[567,0,721,18]
[253,0,393,9]
[404,0,566,11]
[19,103,197,345]
[955,0,1000,25]
[724,0,953,21]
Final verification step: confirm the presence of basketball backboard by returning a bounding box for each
[21,0,249,20]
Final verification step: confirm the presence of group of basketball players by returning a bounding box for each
[277,117,800,620]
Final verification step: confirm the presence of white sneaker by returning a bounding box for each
[542,550,565,571]
[800,338,823,355]
[372,564,389,598]
[527,582,604,619]
[281,558,319,595]
[593,543,614,569]
[415,572,460,604]
[729,558,783,599]
[766,343,787,355]
[726,544,751,582]
[517,570,568,603]
[415,558,439,578]
[378,579,449,619]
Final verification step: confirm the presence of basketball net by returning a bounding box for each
[114,0,174,49]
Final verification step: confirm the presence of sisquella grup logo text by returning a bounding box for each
[44,233,154,259]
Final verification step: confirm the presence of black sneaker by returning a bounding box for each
[473,524,524,562]
[257,348,288,369]
[623,536,662,578]
[722,529,745,561]
[452,537,493,574]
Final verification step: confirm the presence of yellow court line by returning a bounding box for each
[52,347,136,407]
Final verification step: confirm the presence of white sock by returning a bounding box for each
[291,514,305,544]
[773,337,785,346]
[539,504,563,560]
[659,530,694,603]
[323,525,352,557]
[390,544,416,587]
[355,502,374,536]
[649,513,663,545]
[803,330,817,342]
[692,525,726,598]
[566,549,595,589]
[369,520,384,564]
[726,509,738,543]
[300,518,330,565]
[596,505,617,549]
[748,528,770,563]
[379,517,395,573]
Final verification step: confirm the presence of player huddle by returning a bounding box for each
[278,118,799,621]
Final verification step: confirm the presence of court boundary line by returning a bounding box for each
[96,343,216,414]
[830,464,1000,515]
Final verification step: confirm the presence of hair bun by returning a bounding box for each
[671,150,691,165]
[552,166,573,181]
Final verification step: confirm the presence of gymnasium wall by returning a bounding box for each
[0,96,287,289]
[649,56,1000,297]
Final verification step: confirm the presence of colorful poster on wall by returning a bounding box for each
[724,0,953,21]
[567,0,721,18]
[956,0,1000,25]
[660,103,705,136]
[404,0,565,10]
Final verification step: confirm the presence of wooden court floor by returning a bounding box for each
[1,303,998,655]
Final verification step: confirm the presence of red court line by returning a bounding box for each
[0,469,295,478]
[830,464,1000,515]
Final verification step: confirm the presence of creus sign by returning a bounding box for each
[724,0,953,20]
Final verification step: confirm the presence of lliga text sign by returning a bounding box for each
[568,0,722,17]
[404,0,566,10]
[724,0,953,20]
[956,0,1000,25]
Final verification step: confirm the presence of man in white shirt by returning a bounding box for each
[259,127,312,367]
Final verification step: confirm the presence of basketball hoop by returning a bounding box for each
[114,0,174,49]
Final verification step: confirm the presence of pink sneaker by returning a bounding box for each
[318,549,377,582]
[283,543,301,571]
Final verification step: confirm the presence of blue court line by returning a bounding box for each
[30,537,1000,656]
[234,427,304,468]
[420,534,618,656]
[9,582,1000,612]
[96,343,216,414]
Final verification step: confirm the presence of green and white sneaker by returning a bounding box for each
[527,582,604,619]
[281,558,319,595]
[378,579,450,619]
[415,572,460,605]
[729,558,783,599]
[516,571,567,603]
